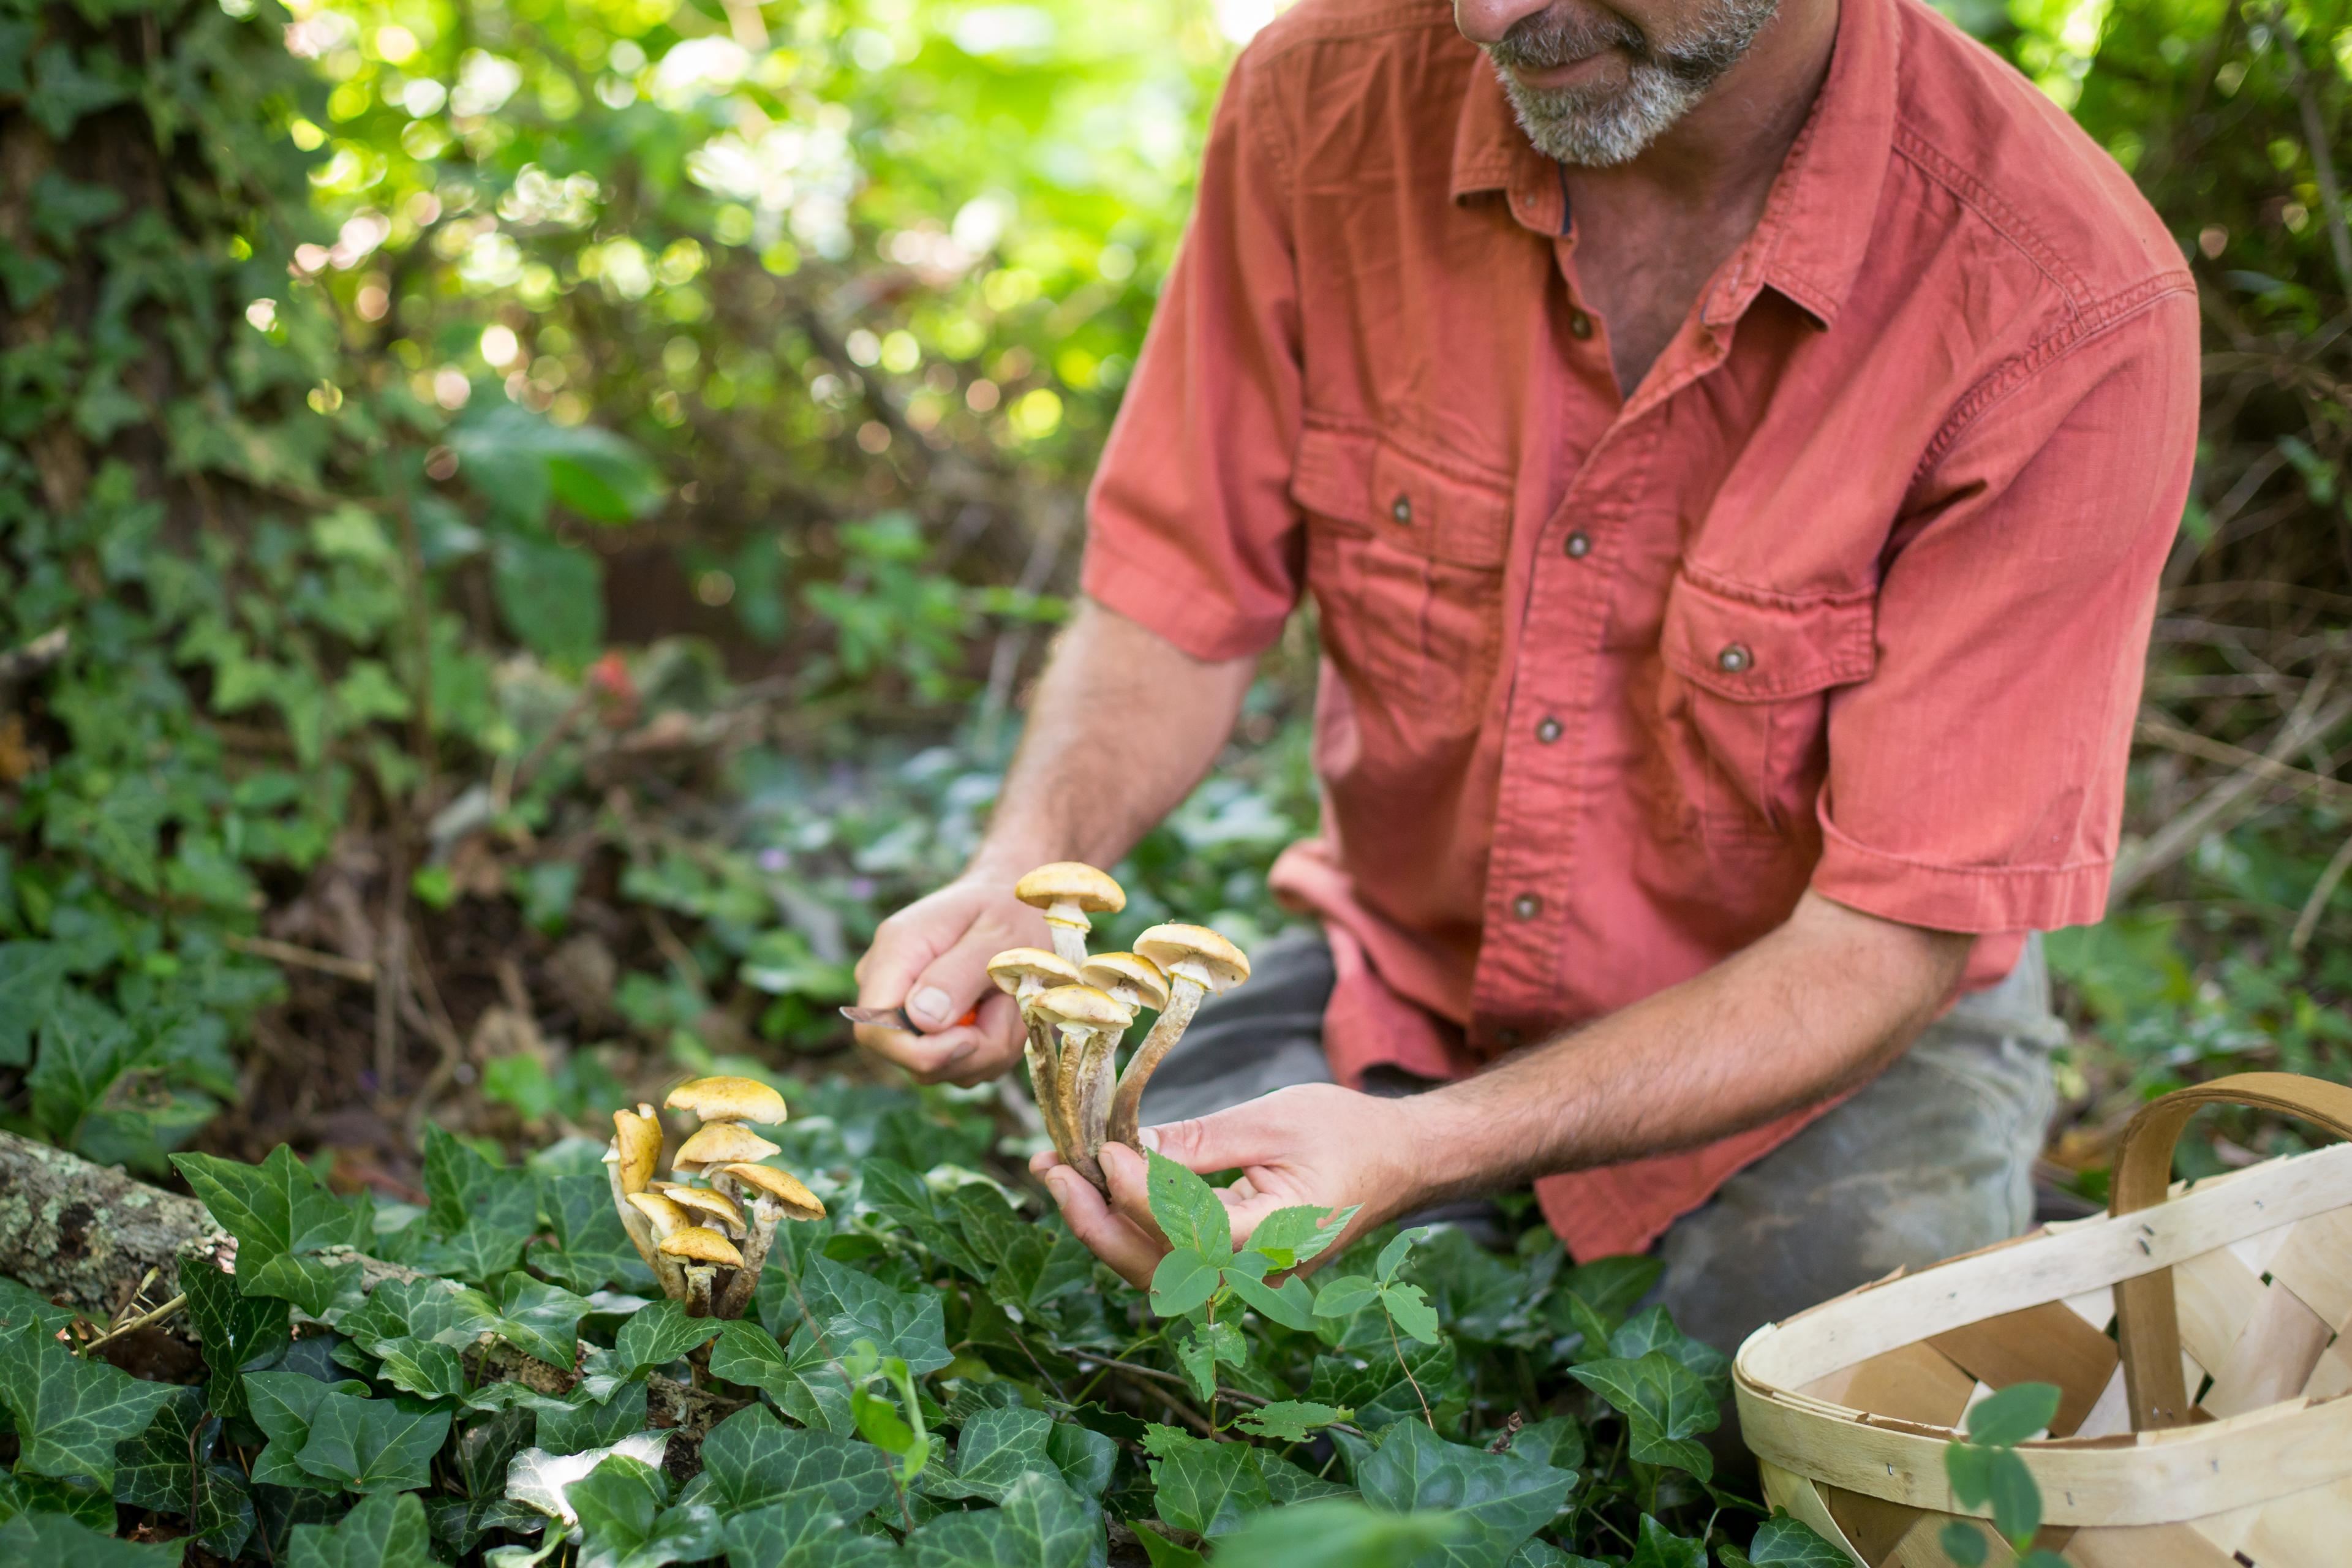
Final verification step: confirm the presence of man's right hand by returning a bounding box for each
[851,872,1050,1085]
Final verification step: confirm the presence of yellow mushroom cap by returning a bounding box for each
[1033,984,1135,1035]
[606,1106,663,1195]
[1014,862,1125,919]
[627,1190,692,1237]
[652,1183,745,1235]
[658,1225,745,1267]
[675,1122,782,1170]
[987,947,1081,995]
[721,1163,827,1222]
[1080,952,1171,1012]
[1134,924,1251,993]
[663,1075,787,1126]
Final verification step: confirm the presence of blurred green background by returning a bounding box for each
[1,0,2348,1192]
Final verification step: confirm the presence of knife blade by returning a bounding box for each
[839,1003,982,1033]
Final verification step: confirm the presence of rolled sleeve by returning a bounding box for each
[1811,287,2200,933]
[1079,45,1304,663]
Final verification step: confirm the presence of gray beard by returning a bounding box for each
[1485,0,1781,167]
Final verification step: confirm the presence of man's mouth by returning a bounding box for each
[1500,50,1619,91]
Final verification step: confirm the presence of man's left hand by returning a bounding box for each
[1032,1082,1428,1287]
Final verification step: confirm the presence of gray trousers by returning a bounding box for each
[1138,928,2063,1357]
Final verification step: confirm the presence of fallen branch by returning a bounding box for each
[0,1131,230,1319]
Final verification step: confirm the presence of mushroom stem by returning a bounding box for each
[1023,1006,1071,1157]
[718,1197,780,1319]
[1076,1025,1123,1160]
[1107,981,1204,1152]
[1043,900,1089,968]
[606,1153,661,1272]
[1052,1022,1106,1189]
[684,1264,716,1317]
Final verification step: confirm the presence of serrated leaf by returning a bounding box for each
[1144,1150,1230,1259]
[701,1403,894,1518]
[0,1509,186,1568]
[183,1257,290,1422]
[1227,1269,1316,1331]
[0,1319,178,1487]
[288,1486,435,1568]
[1245,1203,1357,1268]
[1963,1382,2061,1449]
[907,1469,1095,1568]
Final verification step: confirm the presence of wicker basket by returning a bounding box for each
[1733,1072,2352,1568]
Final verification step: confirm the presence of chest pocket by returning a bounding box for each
[1648,568,1877,850]
[1291,424,1512,731]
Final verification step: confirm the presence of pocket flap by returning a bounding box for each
[1662,570,1876,701]
[1291,425,1511,569]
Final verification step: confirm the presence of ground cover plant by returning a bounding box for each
[3,0,2352,1562]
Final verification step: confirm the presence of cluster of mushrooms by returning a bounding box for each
[990,862,1251,1192]
[602,1076,826,1317]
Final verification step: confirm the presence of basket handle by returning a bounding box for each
[2108,1071,2352,1431]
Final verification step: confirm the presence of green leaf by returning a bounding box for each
[246,1371,372,1489]
[1215,1498,1470,1568]
[372,1337,468,1401]
[1133,1523,1207,1568]
[700,1404,893,1518]
[720,1498,900,1568]
[1943,1441,1994,1510]
[1565,1351,1719,1481]
[26,987,131,1144]
[1743,1515,1853,1566]
[1226,1269,1316,1331]
[1937,1521,1991,1568]
[706,1319,854,1433]
[1144,1150,1231,1259]
[26,45,129,138]
[1626,1514,1705,1568]
[1985,1447,2043,1544]
[0,1319,179,1487]
[492,1273,590,1369]
[494,533,606,666]
[113,1385,208,1511]
[171,1145,364,1275]
[0,943,67,1065]
[1245,1203,1357,1268]
[503,1433,675,1528]
[1376,1227,1430,1281]
[1356,1419,1575,1566]
[1608,1308,1730,1401]
[1963,1382,2062,1449]
[190,1459,257,1560]
[540,1381,651,1457]
[533,1172,657,1294]
[1233,1399,1349,1442]
[296,1390,453,1492]
[0,1510,186,1568]
[1312,1275,1381,1318]
[923,1404,1056,1504]
[1379,1280,1444,1344]
[615,1298,722,1371]
[1046,1419,1117,1499]
[798,1256,953,1376]
[907,1469,1095,1568]
[1147,1248,1220,1318]
[1148,1430,1270,1537]
[183,1256,290,1422]
[288,1488,434,1568]
[569,1453,721,1568]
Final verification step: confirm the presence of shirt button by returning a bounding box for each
[1535,716,1562,744]
[1494,1027,1523,1049]
[1568,309,1593,340]
[1511,892,1542,921]
[1717,643,1754,674]
[1390,494,1412,524]
[1564,530,1591,559]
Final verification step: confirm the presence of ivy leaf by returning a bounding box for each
[25,45,129,141]
[0,1319,178,1488]
[26,987,132,1145]
[1233,1399,1349,1442]
[720,1498,900,1568]
[1046,1420,1117,1500]
[923,1405,1055,1504]
[372,1337,469,1401]
[296,1390,453,1493]
[1144,1150,1231,1259]
[614,1298,722,1372]
[503,1433,673,1529]
[172,1145,365,1276]
[241,1253,368,1320]
[706,1319,855,1433]
[1213,1498,1469,1568]
[182,1257,290,1422]
[246,1372,374,1489]
[799,1256,952,1376]
[907,1469,1096,1568]
[1607,1309,1730,1404]
[533,1172,657,1294]
[113,1385,208,1511]
[1566,1351,1719,1481]
[698,1403,892,1519]
[0,942,67,1066]
[288,1487,436,1568]
[1148,1430,1270,1537]
[1244,1203,1358,1270]
[192,1458,257,1560]
[1148,1248,1219,1319]
[538,1382,651,1457]
[1625,1514,1705,1568]
[1744,1513,1856,1566]
[492,1273,590,1370]
[1356,1419,1575,1566]
[1963,1382,2061,1449]
[0,1510,185,1568]
[458,1408,538,1498]
[569,1453,722,1568]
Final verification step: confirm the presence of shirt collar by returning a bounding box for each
[1448,0,1898,328]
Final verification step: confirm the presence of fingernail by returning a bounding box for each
[1138,1126,1161,1152]
[910,986,952,1025]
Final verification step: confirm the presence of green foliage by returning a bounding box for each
[1940,1382,2068,1568]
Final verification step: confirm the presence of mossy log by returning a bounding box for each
[0,1131,231,1318]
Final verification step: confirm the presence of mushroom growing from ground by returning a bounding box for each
[987,946,1082,1158]
[1014,862,1126,968]
[1032,984,1135,1191]
[1077,952,1170,1159]
[603,1105,666,1273]
[660,1225,744,1317]
[665,1074,788,1126]
[627,1190,695,1301]
[1106,924,1251,1152]
[713,1161,826,1319]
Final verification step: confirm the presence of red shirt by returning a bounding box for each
[1082,0,2198,1258]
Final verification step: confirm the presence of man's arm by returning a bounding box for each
[850,598,1255,1083]
[1040,891,1972,1284]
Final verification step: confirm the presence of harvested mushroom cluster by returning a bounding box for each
[993,862,1250,1193]
[602,1076,825,1318]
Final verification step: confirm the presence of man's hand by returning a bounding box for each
[1031,1084,1425,1287]
[851,873,1050,1085]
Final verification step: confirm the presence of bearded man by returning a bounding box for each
[853,0,2196,1353]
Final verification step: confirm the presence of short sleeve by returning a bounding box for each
[1810,288,2200,932]
[1079,45,1304,662]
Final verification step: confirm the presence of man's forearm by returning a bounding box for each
[970,597,1256,878]
[1404,892,1974,1201]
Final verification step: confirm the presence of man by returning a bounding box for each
[853,0,2197,1352]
